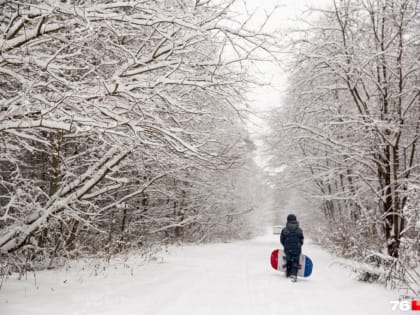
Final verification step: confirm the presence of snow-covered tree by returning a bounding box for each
[267,0,419,289]
[0,0,278,270]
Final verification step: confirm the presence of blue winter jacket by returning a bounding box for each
[280,221,304,258]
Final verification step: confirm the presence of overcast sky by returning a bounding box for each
[238,0,331,109]
[235,0,332,168]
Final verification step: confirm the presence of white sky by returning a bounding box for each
[235,0,332,168]
[239,0,331,108]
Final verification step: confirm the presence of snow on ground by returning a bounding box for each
[1,233,401,315]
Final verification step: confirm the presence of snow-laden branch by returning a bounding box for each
[0,148,130,253]
[0,0,278,266]
[0,23,68,52]
[0,119,72,132]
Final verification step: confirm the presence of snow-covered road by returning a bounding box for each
[1,234,400,315]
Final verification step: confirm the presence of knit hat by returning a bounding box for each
[287,214,297,222]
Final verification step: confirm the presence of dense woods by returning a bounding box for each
[1,0,418,297]
[0,0,275,274]
[267,0,419,292]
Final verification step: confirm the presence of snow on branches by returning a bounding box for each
[267,0,419,291]
[0,0,278,271]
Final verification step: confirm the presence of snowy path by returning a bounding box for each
[1,234,399,315]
